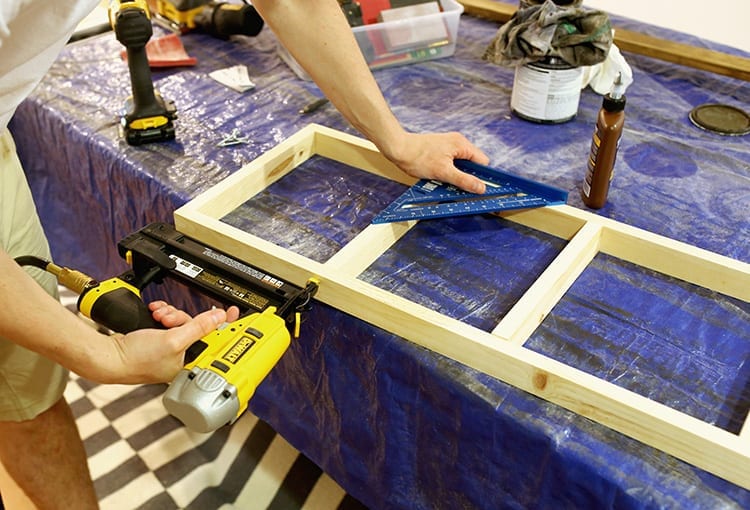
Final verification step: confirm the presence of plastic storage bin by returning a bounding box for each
[278,0,464,80]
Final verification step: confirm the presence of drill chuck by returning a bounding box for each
[112,5,154,47]
[194,2,264,39]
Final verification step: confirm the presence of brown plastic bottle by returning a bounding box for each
[581,74,626,209]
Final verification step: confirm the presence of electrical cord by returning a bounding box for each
[14,255,52,269]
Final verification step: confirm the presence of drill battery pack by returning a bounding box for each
[120,93,177,145]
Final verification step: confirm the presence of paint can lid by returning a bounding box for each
[688,103,750,136]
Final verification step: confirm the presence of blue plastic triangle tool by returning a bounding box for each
[372,159,569,224]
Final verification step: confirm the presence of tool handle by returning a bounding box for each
[124,45,160,115]
[81,284,162,334]
[114,10,161,117]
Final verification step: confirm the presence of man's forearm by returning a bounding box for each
[253,0,489,193]
[252,0,407,156]
[0,248,105,379]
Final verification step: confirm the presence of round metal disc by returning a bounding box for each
[689,103,750,136]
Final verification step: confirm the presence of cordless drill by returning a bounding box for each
[109,0,177,145]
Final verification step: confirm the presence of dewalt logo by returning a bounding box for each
[223,336,256,364]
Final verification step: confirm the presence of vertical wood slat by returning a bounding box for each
[492,220,601,344]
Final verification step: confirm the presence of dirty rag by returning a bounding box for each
[483,0,613,68]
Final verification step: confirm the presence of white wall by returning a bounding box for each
[584,0,749,53]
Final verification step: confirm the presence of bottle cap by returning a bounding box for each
[602,72,626,112]
[689,104,750,136]
[603,94,626,112]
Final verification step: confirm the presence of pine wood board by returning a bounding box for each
[174,124,750,490]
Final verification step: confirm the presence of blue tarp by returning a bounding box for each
[11,4,750,508]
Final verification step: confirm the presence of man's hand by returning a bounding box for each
[382,132,490,194]
[98,303,241,384]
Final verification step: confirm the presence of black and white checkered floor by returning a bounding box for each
[60,289,367,510]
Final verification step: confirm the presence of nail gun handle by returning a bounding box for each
[78,278,162,334]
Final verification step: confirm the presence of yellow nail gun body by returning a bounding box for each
[164,307,292,433]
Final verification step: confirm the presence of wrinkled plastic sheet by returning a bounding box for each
[10,5,750,508]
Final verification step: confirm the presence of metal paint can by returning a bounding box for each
[510,57,583,123]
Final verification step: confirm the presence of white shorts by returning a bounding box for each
[0,129,68,422]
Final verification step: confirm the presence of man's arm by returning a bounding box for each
[252,0,489,194]
[0,247,228,384]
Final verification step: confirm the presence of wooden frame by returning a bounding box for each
[175,124,750,489]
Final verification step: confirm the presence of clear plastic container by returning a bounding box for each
[277,0,463,80]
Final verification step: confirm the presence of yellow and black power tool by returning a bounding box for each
[109,0,177,145]
[164,299,313,433]
[155,0,264,39]
[14,256,163,333]
[118,222,319,432]
[16,222,318,433]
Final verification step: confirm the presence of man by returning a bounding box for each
[0,0,489,507]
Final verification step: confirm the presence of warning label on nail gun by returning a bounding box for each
[202,248,285,288]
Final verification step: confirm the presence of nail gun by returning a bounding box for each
[118,222,319,433]
[18,222,318,433]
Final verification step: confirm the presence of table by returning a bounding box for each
[11,6,750,509]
